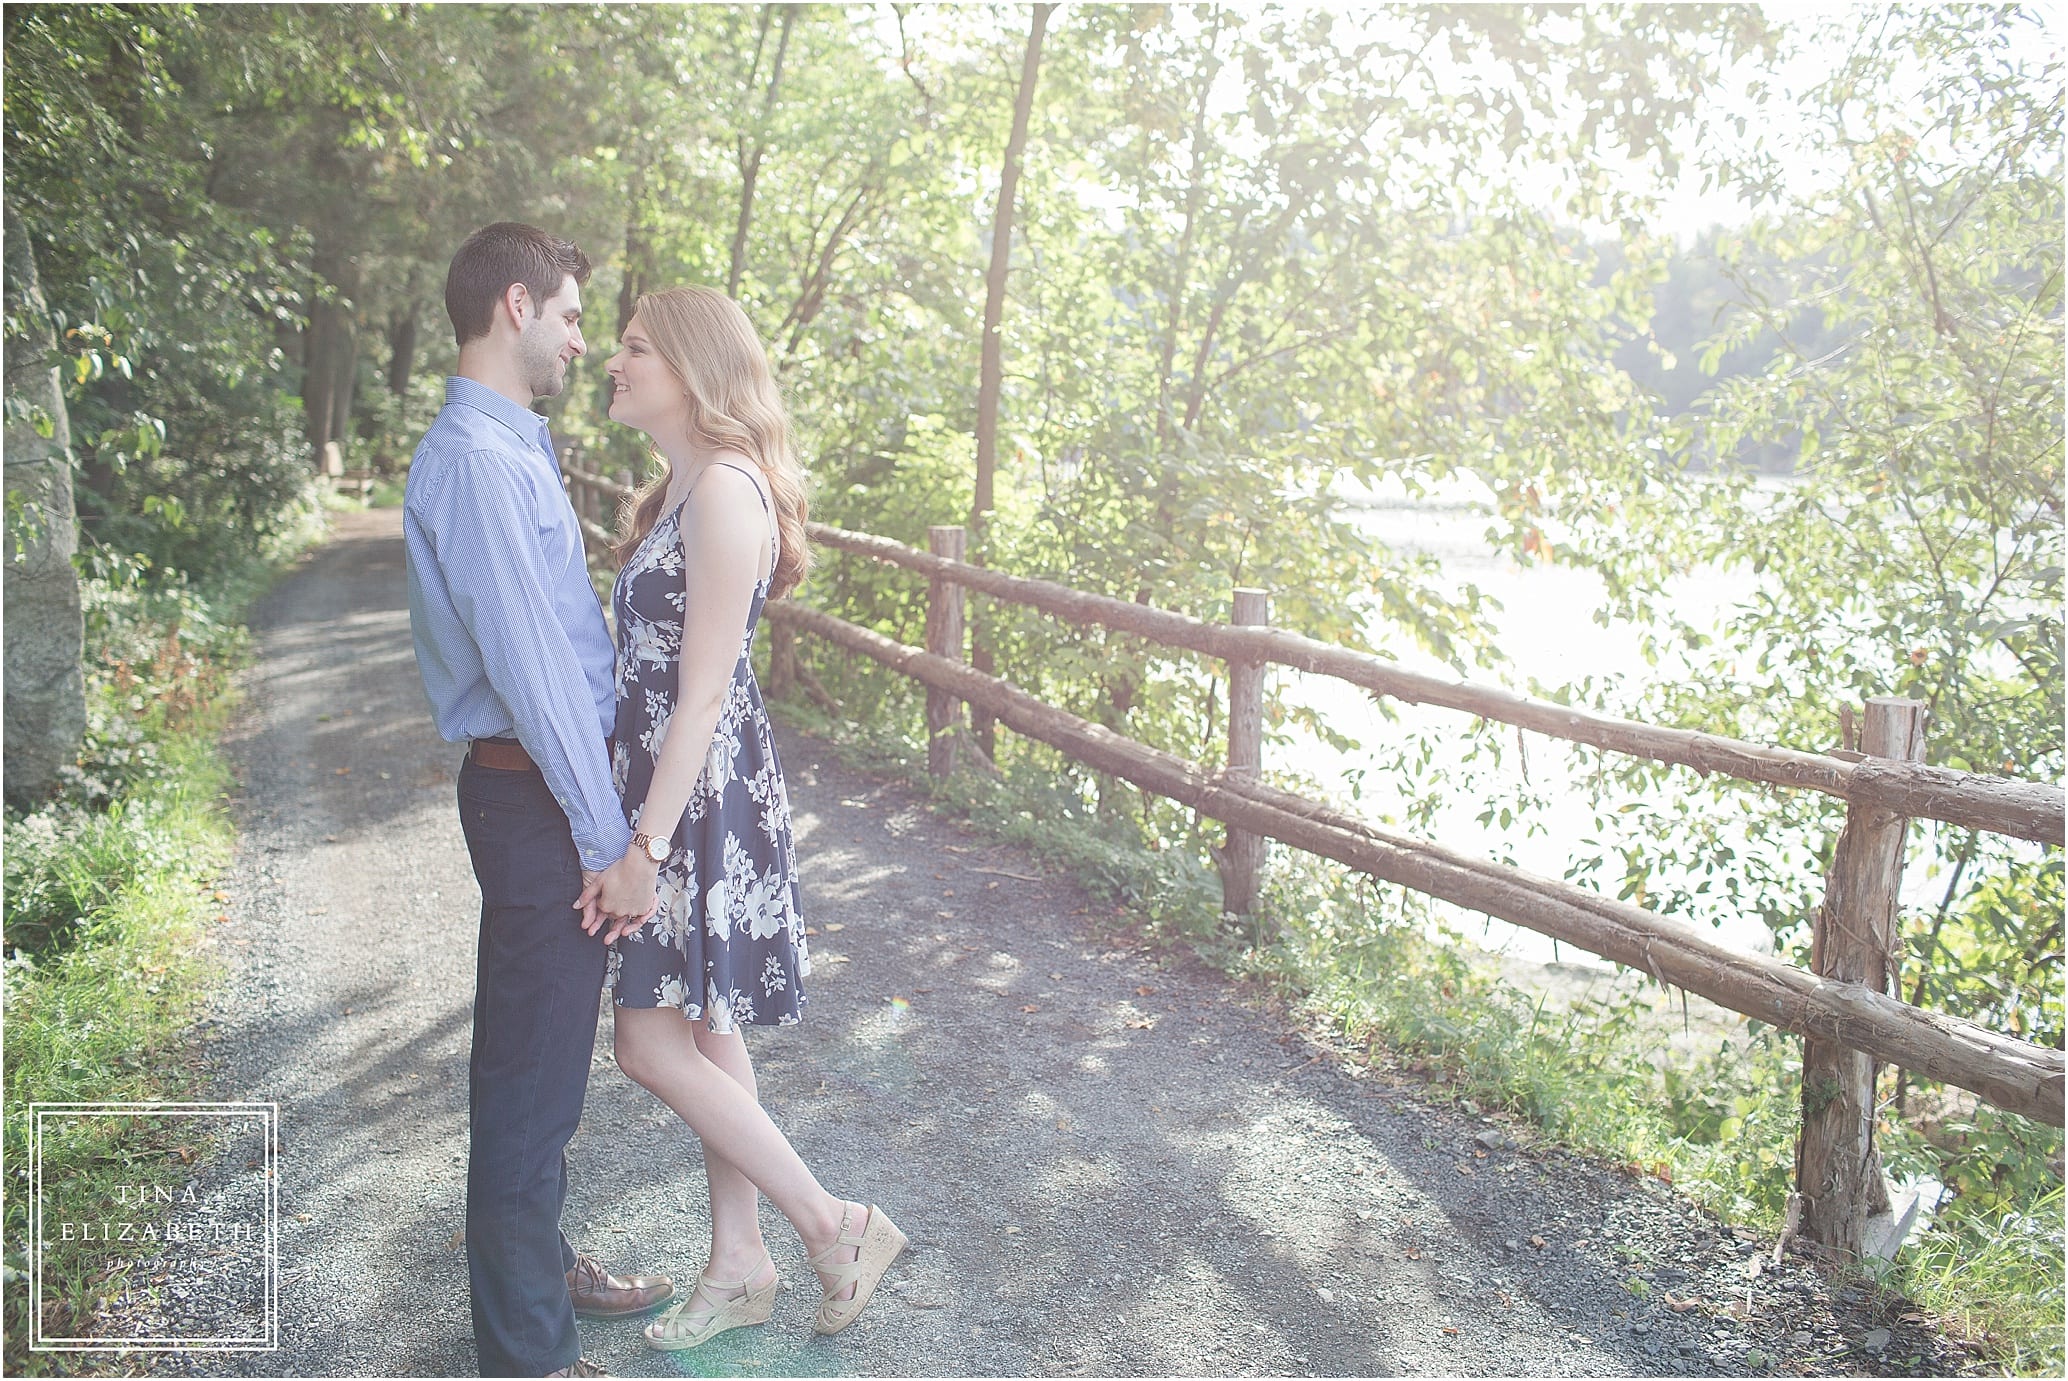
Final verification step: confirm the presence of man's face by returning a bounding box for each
[515,275,586,398]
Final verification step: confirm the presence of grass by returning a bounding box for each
[770,687,2064,1376]
[3,560,271,1374]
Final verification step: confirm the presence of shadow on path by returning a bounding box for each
[142,508,1959,1379]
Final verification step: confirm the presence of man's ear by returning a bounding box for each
[501,282,531,332]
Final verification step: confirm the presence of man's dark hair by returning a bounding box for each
[444,222,591,347]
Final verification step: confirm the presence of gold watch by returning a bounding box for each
[631,831,669,863]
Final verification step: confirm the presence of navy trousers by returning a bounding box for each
[456,757,607,1377]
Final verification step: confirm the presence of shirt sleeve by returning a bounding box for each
[423,450,631,870]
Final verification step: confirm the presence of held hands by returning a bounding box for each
[574,853,660,943]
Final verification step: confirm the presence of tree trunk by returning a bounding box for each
[618,155,653,332]
[729,3,797,297]
[386,302,418,397]
[969,2,1053,759]
[2,224,87,807]
[304,234,360,465]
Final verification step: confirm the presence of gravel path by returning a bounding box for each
[111,508,1973,1377]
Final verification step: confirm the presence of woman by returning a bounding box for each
[588,285,903,1350]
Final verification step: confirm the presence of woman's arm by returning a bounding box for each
[608,462,771,925]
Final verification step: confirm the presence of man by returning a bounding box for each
[404,222,671,1377]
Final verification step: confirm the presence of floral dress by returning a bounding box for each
[604,462,808,1032]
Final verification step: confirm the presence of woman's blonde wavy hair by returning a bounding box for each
[609,286,811,598]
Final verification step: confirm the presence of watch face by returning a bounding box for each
[644,836,669,862]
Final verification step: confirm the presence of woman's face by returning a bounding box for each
[604,315,681,437]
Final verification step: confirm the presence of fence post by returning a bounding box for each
[1795,695,1926,1258]
[925,526,968,778]
[1218,588,1270,916]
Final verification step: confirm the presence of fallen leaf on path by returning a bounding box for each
[1405,1247,1423,1260]
[1125,1018,1154,1030]
[1135,986,1156,996]
[448,1230,466,1251]
[1529,1235,1546,1249]
[1455,1164,1475,1176]
[335,767,351,775]
[1666,1293,1700,1313]
[1021,1004,1040,1013]
[823,923,846,932]
[1440,1327,1459,1336]
[295,1213,312,1222]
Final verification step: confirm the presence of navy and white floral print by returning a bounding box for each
[606,463,808,1032]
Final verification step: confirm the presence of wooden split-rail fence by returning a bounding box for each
[561,458,2065,1260]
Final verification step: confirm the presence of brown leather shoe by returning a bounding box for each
[546,1357,608,1377]
[567,1251,674,1317]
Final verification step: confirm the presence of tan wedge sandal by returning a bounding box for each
[806,1203,907,1335]
[642,1258,778,1352]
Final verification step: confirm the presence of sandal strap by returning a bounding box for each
[809,1256,864,1289]
[807,1204,868,1269]
[652,1262,774,1337]
[698,1259,773,1293]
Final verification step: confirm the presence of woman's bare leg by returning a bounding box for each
[614,1008,863,1299]
[688,1024,769,1278]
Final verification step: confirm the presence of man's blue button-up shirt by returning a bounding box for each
[403,376,630,870]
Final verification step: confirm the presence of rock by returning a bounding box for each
[1860,1328,1891,1354]
[1473,1129,1506,1151]
[1316,1287,1333,1303]
[1787,1330,1812,1347]
[1,229,85,806]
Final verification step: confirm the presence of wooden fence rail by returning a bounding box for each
[800,522,2060,846]
[561,465,2067,1259]
[765,599,2064,1128]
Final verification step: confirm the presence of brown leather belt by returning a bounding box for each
[469,737,536,772]
[468,737,616,772]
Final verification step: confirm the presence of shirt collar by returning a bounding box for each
[445,376,554,456]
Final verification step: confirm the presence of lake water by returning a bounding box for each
[1267,474,1894,972]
